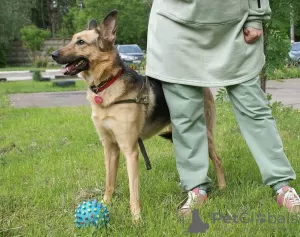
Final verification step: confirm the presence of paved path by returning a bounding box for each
[9,91,88,108]
[264,79,300,108]
[8,79,300,109]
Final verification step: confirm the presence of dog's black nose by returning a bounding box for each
[52,50,60,60]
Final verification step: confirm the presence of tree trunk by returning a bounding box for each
[41,0,45,29]
[290,14,295,43]
[49,0,55,38]
[260,23,268,92]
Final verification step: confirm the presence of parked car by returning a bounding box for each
[116,44,144,63]
[288,42,300,62]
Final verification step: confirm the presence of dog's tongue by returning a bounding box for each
[61,63,75,75]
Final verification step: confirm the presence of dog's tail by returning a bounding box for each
[159,126,173,142]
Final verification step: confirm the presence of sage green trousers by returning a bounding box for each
[162,76,296,192]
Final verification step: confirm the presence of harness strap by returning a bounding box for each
[112,76,150,105]
[113,97,148,105]
[138,138,152,170]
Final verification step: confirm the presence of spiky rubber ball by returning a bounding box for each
[74,199,109,228]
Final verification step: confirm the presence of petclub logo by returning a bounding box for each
[188,210,210,233]
[181,210,300,235]
[212,212,300,224]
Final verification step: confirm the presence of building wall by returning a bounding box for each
[7,38,71,66]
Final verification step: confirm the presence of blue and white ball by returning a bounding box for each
[74,199,109,228]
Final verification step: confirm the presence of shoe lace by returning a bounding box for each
[285,188,300,206]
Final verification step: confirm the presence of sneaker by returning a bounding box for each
[276,186,300,212]
[178,187,208,216]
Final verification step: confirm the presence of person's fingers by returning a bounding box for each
[243,28,263,44]
[245,35,259,43]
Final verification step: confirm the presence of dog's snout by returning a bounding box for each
[52,50,60,60]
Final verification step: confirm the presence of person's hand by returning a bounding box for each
[243,27,263,44]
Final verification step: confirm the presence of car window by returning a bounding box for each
[118,45,142,53]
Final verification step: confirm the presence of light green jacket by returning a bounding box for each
[146,0,271,87]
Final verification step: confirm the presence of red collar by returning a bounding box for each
[90,68,124,93]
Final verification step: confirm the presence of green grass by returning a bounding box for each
[0,80,87,94]
[269,66,300,80]
[1,102,300,236]
[0,66,61,71]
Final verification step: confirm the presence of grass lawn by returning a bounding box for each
[0,66,61,71]
[269,66,300,80]
[1,99,300,236]
[0,80,87,94]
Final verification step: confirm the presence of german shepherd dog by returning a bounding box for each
[52,10,225,220]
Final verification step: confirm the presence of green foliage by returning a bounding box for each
[21,25,51,52]
[63,0,150,48]
[32,71,42,81]
[60,6,78,38]
[0,47,8,68]
[34,56,48,68]
[216,88,230,103]
[20,25,51,64]
[265,0,300,78]
[0,0,36,66]
[268,66,300,80]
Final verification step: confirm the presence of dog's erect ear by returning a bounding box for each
[87,19,98,30]
[100,10,118,43]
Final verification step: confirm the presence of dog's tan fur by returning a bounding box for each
[53,10,225,221]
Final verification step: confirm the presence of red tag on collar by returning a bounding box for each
[94,95,103,104]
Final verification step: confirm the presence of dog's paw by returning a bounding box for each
[103,195,111,204]
[132,213,142,224]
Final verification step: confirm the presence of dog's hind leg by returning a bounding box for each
[102,140,120,203]
[204,88,226,189]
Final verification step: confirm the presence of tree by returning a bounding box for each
[261,0,300,91]
[63,0,150,48]
[0,0,36,67]
[20,25,51,64]
[30,0,77,37]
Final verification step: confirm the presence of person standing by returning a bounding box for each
[146,0,300,215]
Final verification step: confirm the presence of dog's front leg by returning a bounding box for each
[91,114,121,203]
[119,143,140,221]
[102,139,120,204]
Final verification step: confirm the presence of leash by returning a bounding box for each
[138,138,152,170]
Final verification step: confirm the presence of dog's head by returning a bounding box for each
[52,10,119,77]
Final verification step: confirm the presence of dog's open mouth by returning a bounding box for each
[61,58,89,75]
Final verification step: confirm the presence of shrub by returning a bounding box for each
[20,25,51,64]
[34,56,48,68]
[0,47,8,68]
[32,71,42,81]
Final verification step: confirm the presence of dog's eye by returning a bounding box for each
[76,40,85,45]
